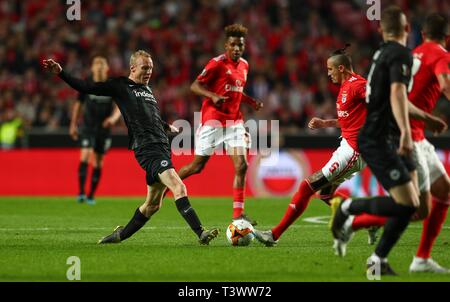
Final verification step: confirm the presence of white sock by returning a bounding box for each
[341,198,353,215]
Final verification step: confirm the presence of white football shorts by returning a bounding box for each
[321,138,366,185]
[194,123,250,156]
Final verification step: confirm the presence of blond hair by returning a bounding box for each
[129,50,151,66]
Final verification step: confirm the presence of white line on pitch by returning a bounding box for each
[0,222,448,231]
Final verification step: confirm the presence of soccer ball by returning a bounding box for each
[226,219,255,246]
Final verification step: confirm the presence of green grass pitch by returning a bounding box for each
[0,196,448,282]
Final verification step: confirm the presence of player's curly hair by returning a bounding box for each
[329,44,352,70]
[224,24,248,38]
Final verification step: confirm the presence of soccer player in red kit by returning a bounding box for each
[176,24,263,225]
[254,46,369,245]
[332,13,450,273]
[408,13,450,273]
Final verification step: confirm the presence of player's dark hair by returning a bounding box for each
[224,24,248,38]
[90,53,108,63]
[423,13,449,41]
[380,6,406,38]
[329,44,352,70]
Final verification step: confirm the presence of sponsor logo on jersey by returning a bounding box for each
[133,90,152,98]
[133,89,156,103]
[224,79,244,93]
[224,84,244,93]
[337,110,349,118]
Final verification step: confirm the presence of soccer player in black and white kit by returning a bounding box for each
[330,7,447,275]
[69,55,121,205]
[43,50,219,245]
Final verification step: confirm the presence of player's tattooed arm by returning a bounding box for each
[308,118,340,129]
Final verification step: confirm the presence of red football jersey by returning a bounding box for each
[196,54,249,126]
[409,41,450,141]
[336,73,367,152]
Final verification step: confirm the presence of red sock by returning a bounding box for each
[352,214,387,230]
[272,180,315,240]
[416,198,449,259]
[232,188,245,218]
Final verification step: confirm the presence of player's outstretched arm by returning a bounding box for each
[43,59,115,97]
[308,117,340,129]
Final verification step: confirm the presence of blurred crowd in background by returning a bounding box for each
[0,0,449,148]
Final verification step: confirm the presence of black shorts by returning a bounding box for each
[80,131,112,155]
[134,143,174,186]
[359,137,415,191]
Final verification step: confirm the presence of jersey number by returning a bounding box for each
[365,50,381,104]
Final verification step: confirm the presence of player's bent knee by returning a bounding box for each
[172,183,187,198]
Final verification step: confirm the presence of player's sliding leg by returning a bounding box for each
[411,174,450,273]
[254,171,330,246]
[98,183,165,244]
[86,152,104,205]
[228,147,256,226]
[77,147,91,203]
[332,179,419,274]
[255,139,365,246]
[158,169,218,245]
